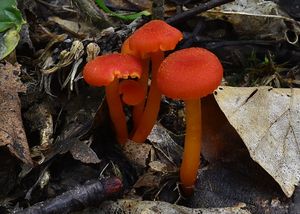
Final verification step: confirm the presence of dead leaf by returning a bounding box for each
[204,0,300,44]
[24,104,54,149]
[106,0,150,10]
[70,141,101,164]
[98,199,251,214]
[48,16,101,38]
[148,123,183,166]
[133,172,161,189]
[148,161,168,173]
[0,62,32,165]
[44,109,96,163]
[148,160,177,174]
[123,140,152,167]
[214,86,300,197]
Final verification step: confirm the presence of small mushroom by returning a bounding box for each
[119,80,144,106]
[157,47,223,195]
[126,20,183,143]
[83,53,143,144]
[121,38,149,129]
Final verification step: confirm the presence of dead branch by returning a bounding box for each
[17,177,123,214]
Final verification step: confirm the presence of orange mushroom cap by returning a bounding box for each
[121,37,141,57]
[129,20,183,58]
[119,80,144,105]
[83,53,143,87]
[157,48,223,100]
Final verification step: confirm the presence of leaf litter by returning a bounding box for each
[0,62,32,165]
[204,0,300,44]
[2,0,300,213]
[96,199,251,214]
[214,86,300,197]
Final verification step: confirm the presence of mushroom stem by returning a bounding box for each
[131,51,164,143]
[180,99,202,196]
[132,59,149,132]
[105,79,128,144]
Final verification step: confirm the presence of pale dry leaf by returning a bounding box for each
[48,16,101,37]
[214,86,300,197]
[98,199,251,214]
[0,62,32,165]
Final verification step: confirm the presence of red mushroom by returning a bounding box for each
[83,53,143,145]
[119,80,145,106]
[157,47,223,195]
[121,38,149,130]
[126,20,183,143]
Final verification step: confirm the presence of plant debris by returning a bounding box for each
[0,62,32,165]
[15,177,123,214]
[1,0,300,213]
[214,86,300,197]
[96,199,251,214]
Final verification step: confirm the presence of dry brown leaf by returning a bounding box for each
[214,86,300,197]
[0,62,32,165]
[70,141,101,164]
[123,140,152,167]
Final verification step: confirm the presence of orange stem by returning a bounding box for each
[131,51,164,143]
[180,99,202,196]
[105,79,128,145]
[132,59,149,133]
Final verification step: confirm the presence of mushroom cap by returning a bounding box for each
[119,80,144,105]
[83,53,143,87]
[157,48,223,100]
[121,37,141,57]
[129,20,183,58]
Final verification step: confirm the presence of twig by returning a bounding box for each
[180,20,206,49]
[166,0,234,25]
[195,39,283,49]
[17,177,123,214]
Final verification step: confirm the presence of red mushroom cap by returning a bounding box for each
[121,37,142,57]
[157,48,223,100]
[83,53,143,87]
[119,80,144,105]
[129,20,183,58]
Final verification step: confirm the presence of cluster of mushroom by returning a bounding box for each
[83,20,223,196]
